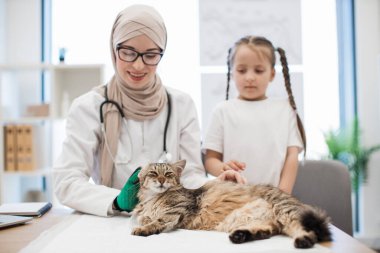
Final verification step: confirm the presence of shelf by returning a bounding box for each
[3,168,52,177]
[0,63,105,204]
[0,117,52,123]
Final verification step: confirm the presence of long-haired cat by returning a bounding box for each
[132,160,331,248]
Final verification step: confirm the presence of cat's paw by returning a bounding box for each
[132,227,154,237]
[229,230,253,244]
[294,235,315,248]
[230,229,272,244]
[251,229,271,240]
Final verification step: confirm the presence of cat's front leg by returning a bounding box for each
[132,215,181,236]
[132,219,166,236]
[140,216,153,225]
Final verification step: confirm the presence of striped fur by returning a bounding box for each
[132,160,331,248]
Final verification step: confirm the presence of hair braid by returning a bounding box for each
[277,47,307,154]
[226,48,232,100]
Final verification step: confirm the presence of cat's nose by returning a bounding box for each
[158,177,165,185]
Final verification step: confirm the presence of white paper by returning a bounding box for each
[21,214,332,253]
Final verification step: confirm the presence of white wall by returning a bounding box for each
[5,0,41,63]
[0,0,5,63]
[355,0,380,239]
[2,0,42,115]
[301,0,340,158]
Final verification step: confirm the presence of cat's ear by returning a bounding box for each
[172,159,186,177]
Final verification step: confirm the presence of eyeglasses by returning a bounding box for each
[116,45,163,66]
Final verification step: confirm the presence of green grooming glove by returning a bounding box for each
[115,167,141,212]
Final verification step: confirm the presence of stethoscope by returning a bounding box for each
[100,85,172,164]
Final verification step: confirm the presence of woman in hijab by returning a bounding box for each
[53,4,245,216]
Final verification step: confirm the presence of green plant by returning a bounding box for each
[324,117,380,232]
[324,118,380,191]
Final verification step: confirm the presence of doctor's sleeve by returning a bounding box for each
[53,96,119,217]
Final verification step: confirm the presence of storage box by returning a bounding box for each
[25,104,50,117]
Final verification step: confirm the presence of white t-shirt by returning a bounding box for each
[203,97,303,187]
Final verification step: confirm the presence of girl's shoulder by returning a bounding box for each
[214,98,289,108]
[206,100,231,117]
[267,97,288,105]
[213,99,234,110]
[267,97,293,110]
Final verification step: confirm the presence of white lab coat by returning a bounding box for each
[53,86,208,217]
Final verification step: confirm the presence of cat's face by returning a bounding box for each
[139,160,186,193]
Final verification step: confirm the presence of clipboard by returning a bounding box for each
[0,202,52,217]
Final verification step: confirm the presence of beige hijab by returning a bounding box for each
[98,5,167,186]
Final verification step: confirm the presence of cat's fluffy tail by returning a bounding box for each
[301,208,332,242]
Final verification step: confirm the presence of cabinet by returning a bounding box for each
[0,64,104,204]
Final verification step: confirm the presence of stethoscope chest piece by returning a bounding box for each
[157,151,172,163]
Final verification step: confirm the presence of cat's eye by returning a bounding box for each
[165,172,174,178]
[148,171,158,177]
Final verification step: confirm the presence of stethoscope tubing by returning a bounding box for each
[100,85,171,154]
[163,88,171,154]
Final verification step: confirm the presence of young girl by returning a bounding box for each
[203,36,306,194]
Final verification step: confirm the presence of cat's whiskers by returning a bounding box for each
[143,179,171,197]
[151,181,172,193]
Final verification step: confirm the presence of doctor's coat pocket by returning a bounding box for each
[113,138,132,169]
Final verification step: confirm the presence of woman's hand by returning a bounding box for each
[222,160,246,172]
[217,170,247,184]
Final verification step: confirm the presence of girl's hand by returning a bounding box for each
[218,170,247,184]
[222,160,246,172]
